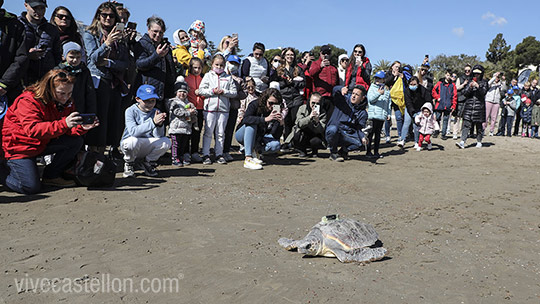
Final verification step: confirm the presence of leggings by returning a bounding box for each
[367,119,384,154]
[418,134,431,147]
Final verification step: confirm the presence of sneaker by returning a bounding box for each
[397,140,405,148]
[202,156,212,165]
[123,162,135,178]
[329,153,344,162]
[191,153,203,163]
[182,158,191,166]
[489,132,494,136]
[172,159,183,167]
[441,135,448,140]
[476,142,482,148]
[385,136,391,144]
[427,143,433,150]
[453,134,458,140]
[216,155,227,164]
[415,146,422,151]
[374,153,383,159]
[413,143,419,149]
[142,161,158,177]
[297,150,308,157]
[455,141,465,149]
[183,153,192,163]
[42,177,76,187]
[244,158,263,170]
[251,157,263,164]
[280,144,291,153]
[223,153,234,162]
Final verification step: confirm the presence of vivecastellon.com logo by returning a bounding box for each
[14,273,183,294]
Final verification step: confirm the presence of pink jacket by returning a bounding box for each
[415,102,439,135]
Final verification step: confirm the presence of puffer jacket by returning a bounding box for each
[521,103,533,124]
[134,34,177,100]
[405,85,432,117]
[532,102,540,125]
[166,97,197,135]
[277,65,305,108]
[0,9,27,101]
[345,57,371,91]
[462,65,488,123]
[367,83,391,121]
[414,102,439,135]
[18,13,62,85]
[198,70,237,112]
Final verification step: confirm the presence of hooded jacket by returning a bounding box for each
[327,91,367,139]
[198,70,237,112]
[171,29,204,74]
[414,102,439,135]
[0,9,28,101]
[166,96,197,135]
[432,79,457,111]
[462,65,488,123]
[2,91,87,160]
[367,83,391,121]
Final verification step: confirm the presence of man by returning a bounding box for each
[325,85,368,162]
[309,45,338,98]
[432,70,457,139]
[120,84,171,178]
[241,42,270,93]
[18,0,62,86]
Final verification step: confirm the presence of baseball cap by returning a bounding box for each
[512,85,519,90]
[136,84,159,100]
[507,89,514,95]
[320,45,331,55]
[25,0,47,8]
[374,70,386,79]
[227,54,241,64]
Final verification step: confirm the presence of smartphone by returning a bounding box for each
[162,37,170,45]
[272,105,280,113]
[425,54,429,59]
[114,22,125,32]
[232,33,238,39]
[313,104,320,113]
[112,2,124,8]
[79,113,96,124]
[127,22,137,30]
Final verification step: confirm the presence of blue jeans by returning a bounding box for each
[1,135,83,194]
[532,125,539,138]
[435,109,451,136]
[325,125,363,153]
[385,108,403,138]
[235,125,280,157]
[400,109,414,142]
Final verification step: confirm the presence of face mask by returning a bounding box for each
[213,67,224,74]
[409,85,418,91]
[226,62,238,74]
[181,40,190,47]
[272,61,281,69]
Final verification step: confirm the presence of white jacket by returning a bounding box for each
[198,70,237,112]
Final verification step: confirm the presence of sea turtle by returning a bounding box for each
[278,215,387,263]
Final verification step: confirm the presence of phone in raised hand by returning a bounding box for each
[313,104,320,113]
[114,22,125,32]
[272,104,280,113]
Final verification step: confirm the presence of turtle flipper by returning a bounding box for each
[278,238,300,250]
[333,247,387,263]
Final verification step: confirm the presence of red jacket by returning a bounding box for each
[185,74,205,109]
[345,58,371,90]
[308,58,338,97]
[432,81,457,111]
[298,62,313,100]
[2,91,87,160]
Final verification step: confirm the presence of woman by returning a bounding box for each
[484,72,506,136]
[235,88,283,170]
[1,70,99,194]
[172,29,204,76]
[50,6,86,60]
[341,44,372,95]
[405,76,433,148]
[384,60,402,143]
[83,2,129,154]
[241,42,270,93]
[216,34,239,58]
[133,16,177,113]
[337,54,348,86]
[277,47,305,144]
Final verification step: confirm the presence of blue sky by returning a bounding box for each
[4,0,539,66]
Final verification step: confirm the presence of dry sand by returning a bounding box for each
[1,135,540,303]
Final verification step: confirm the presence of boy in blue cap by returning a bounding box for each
[120,84,171,177]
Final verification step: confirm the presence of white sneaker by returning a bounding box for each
[476,142,482,148]
[453,134,458,140]
[416,146,421,151]
[123,162,135,178]
[397,140,405,147]
[413,143,419,149]
[251,157,263,164]
[489,132,494,137]
[244,158,262,170]
[456,141,465,149]
[427,143,432,150]
[385,136,391,143]
[223,153,234,162]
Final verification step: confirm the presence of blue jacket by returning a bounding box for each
[328,90,368,140]
[367,83,391,121]
[521,103,532,123]
[83,30,129,81]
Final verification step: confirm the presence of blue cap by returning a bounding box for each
[227,54,241,64]
[374,70,386,79]
[0,95,8,120]
[136,84,160,100]
[507,89,514,94]
[422,62,430,69]
[512,85,519,90]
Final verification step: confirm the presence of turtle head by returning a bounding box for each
[298,238,322,256]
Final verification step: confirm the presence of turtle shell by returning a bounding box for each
[315,218,379,251]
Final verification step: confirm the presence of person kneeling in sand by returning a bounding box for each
[121,85,171,178]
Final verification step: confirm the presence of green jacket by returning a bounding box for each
[532,104,540,126]
[285,103,327,143]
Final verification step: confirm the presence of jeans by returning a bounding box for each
[235,125,280,157]
[435,109,452,136]
[506,116,514,136]
[1,135,83,194]
[325,125,363,153]
[532,125,539,138]
[401,109,420,142]
[385,108,402,139]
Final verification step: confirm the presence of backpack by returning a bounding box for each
[73,151,116,188]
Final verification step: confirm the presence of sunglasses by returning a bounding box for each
[340,59,348,62]
[246,86,255,89]
[464,69,471,72]
[268,102,280,106]
[54,71,69,81]
[273,59,280,63]
[353,51,363,54]
[55,14,70,20]
[100,13,115,19]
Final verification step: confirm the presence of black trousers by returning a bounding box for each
[189,109,204,154]
[292,128,324,153]
[367,119,384,155]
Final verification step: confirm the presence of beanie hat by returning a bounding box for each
[174,81,189,93]
[63,42,82,59]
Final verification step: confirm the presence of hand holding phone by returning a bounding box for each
[79,113,97,125]
[313,104,320,114]
[114,23,125,32]
[272,104,281,113]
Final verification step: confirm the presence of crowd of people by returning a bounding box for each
[1,0,539,195]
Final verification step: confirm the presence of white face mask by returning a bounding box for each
[272,61,281,69]
[226,62,238,74]
[181,40,191,47]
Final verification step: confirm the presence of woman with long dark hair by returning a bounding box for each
[341,44,372,95]
[50,6,84,51]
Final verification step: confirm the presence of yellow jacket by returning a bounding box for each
[172,45,204,75]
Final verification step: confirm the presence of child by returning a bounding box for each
[503,89,518,137]
[185,57,205,163]
[532,98,540,138]
[198,54,237,164]
[188,20,211,60]
[520,96,532,137]
[414,102,439,151]
[237,79,258,125]
[167,81,198,166]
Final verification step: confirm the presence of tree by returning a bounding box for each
[486,33,511,64]
[208,40,217,57]
[514,36,540,68]
[264,48,284,63]
[430,54,482,80]
[310,44,347,67]
[373,59,391,74]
